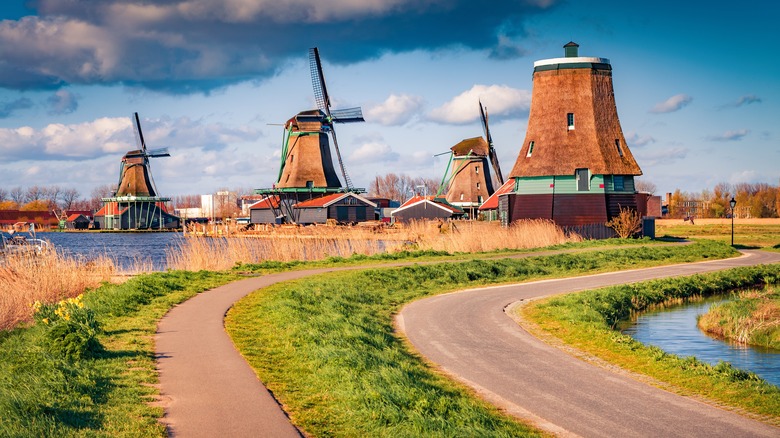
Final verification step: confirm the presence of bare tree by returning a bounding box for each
[9,187,25,205]
[89,184,116,211]
[59,188,80,210]
[26,185,46,202]
[0,187,7,202]
[634,178,657,195]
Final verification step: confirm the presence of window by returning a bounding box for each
[567,113,575,130]
[613,175,625,191]
[476,182,480,190]
[615,139,623,157]
[290,154,294,163]
[306,181,313,189]
[475,166,479,174]
[478,196,483,204]
[460,193,464,201]
[526,141,535,157]
[576,168,589,191]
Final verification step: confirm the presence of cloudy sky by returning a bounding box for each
[0,0,777,200]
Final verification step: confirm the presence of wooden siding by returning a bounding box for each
[250,209,279,224]
[553,194,607,226]
[516,176,554,195]
[298,208,329,224]
[605,193,638,219]
[604,175,636,193]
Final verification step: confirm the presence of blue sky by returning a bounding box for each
[0,0,777,200]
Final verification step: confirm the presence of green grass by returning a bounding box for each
[656,223,780,249]
[226,240,737,436]
[0,270,239,437]
[698,285,780,349]
[521,265,780,421]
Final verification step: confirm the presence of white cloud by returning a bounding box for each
[428,84,531,125]
[707,129,749,142]
[0,115,262,160]
[365,94,424,126]
[349,138,400,164]
[625,131,656,147]
[650,94,693,114]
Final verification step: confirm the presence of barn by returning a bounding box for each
[293,193,376,225]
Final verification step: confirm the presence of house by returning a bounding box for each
[94,201,179,230]
[477,179,516,221]
[293,193,376,225]
[249,196,283,225]
[66,214,90,230]
[502,42,643,227]
[391,196,465,223]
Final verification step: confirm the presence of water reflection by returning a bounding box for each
[622,298,780,387]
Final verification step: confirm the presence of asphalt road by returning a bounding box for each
[398,250,780,437]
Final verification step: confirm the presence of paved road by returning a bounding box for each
[156,269,336,437]
[398,250,780,437]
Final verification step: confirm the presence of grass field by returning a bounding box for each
[656,218,780,249]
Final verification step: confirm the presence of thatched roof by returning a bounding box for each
[509,64,642,178]
[450,137,489,157]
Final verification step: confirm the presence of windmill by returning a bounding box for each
[115,112,171,197]
[96,112,179,231]
[436,102,503,219]
[275,47,364,191]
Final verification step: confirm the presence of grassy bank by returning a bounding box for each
[226,240,736,436]
[698,285,780,349]
[521,265,780,421]
[0,270,238,437]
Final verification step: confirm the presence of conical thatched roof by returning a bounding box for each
[450,137,489,157]
[510,53,642,178]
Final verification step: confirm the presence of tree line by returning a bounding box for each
[666,181,780,219]
[0,185,116,213]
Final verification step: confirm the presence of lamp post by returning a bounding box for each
[729,197,737,246]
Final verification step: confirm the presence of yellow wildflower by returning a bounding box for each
[42,318,49,325]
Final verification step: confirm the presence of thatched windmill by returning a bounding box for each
[503,42,642,228]
[95,113,179,230]
[440,101,504,219]
[275,47,364,190]
[254,48,366,224]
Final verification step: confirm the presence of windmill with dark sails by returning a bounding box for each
[254,47,365,223]
[96,112,179,230]
[439,101,504,218]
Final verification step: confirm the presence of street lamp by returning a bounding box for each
[729,197,737,246]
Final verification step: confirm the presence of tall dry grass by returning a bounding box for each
[168,219,580,271]
[406,219,581,252]
[0,248,115,331]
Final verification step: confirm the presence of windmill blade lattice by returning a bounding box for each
[480,101,504,185]
[309,48,330,115]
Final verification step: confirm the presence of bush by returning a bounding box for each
[31,295,102,360]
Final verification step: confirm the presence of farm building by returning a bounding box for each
[477,179,516,221]
[391,196,465,223]
[250,193,376,225]
[501,42,643,227]
[94,201,179,230]
[66,214,90,230]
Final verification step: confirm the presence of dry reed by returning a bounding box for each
[0,248,115,331]
[167,219,580,271]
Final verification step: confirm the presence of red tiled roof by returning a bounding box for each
[249,196,280,209]
[294,193,346,208]
[294,193,376,209]
[478,179,515,211]
[66,214,86,221]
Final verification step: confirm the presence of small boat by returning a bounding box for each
[1,225,50,256]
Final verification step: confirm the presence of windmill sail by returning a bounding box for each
[480,101,504,186]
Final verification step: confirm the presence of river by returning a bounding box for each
[622,298,780,387]
[38,231,183,271]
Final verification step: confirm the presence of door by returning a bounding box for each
[576,169,589,191]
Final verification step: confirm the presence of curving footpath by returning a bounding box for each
[398,250,780,437]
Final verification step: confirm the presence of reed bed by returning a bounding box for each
[407,219,582,253]
[168,219,580,271]
[0,248,115,331]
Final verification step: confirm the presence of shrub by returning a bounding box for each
[31,295,102,360]
[606,206,642,238]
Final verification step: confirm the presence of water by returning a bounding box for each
[622,298,780,387]
[37,232,183,271]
